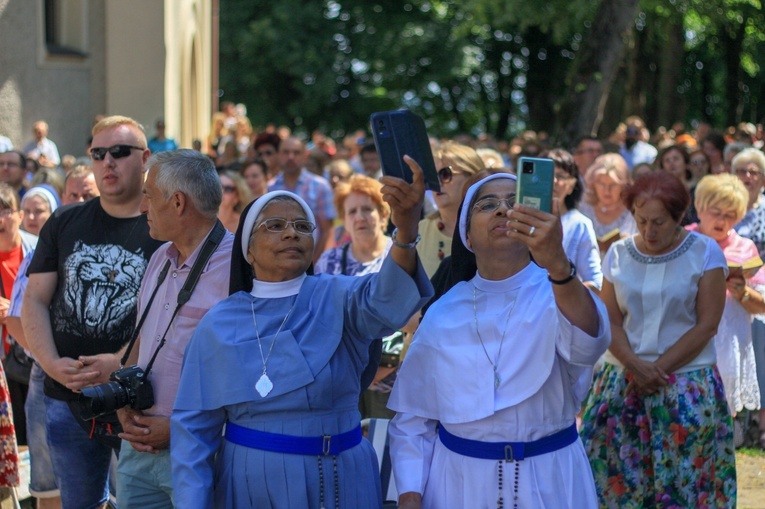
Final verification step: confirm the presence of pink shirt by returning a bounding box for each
[136,227,234,417]
[687,223,765,286]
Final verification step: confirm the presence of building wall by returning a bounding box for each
[0,0,211,158]
[164,0,212,149]
[0,0,105,157]
[104,1,165,140]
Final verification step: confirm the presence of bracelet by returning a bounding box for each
[548,260,576,285]
[391,228,421,249]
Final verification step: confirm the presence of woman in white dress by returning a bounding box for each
[688,173,765,415]
[547,148,602,290]
[388,173,610,509]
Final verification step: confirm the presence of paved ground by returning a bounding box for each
[738,450,765,509]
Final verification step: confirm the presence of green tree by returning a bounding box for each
[220,0,765,143]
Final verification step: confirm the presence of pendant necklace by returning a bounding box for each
[251,299,295,397]
[473,283,517,389]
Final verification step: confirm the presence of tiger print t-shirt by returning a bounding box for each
[28,198,164,401]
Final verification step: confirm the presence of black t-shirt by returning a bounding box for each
[28,198,164,400]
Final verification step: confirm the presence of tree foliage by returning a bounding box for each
[220,0,765,143]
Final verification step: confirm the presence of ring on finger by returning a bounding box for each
[528,226,536,237]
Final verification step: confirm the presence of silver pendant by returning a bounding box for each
[256,373,273,397]
[494,369,500,389]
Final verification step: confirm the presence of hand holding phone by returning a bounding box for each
[516,157,554,214]
[370,110,440,192]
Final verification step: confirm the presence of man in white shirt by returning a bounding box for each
[619,116,657,170]
[23,121,60,167]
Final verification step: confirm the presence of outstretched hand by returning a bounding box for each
[379,155,425,242]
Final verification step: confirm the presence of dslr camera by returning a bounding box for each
[78,365,155,420]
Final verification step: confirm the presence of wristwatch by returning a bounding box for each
[741,288,751,303]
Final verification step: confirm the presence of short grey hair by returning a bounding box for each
[147,149,221,218]
[731,147,765,173]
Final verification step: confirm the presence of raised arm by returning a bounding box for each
[507,200,599,336]
[380,155,426,278]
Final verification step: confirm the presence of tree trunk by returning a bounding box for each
[623,25,646,120]
[525,27,565,135]
[723,20,745,127]
[556,0,642,146]
[655,11,685,128]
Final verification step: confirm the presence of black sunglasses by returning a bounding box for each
[90,144,145,161]
[438,166,461,183]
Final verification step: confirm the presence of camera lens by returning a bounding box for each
[79,381,131,420]
[523,161,534,174]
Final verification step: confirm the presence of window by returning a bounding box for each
[44,0,88,57]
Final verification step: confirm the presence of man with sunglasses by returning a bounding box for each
[22,116,164,509]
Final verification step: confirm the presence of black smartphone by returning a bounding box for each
[370,110,440,192]
[516,157,554,213]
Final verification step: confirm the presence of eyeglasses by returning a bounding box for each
[554,172,574,183]
[0,209,18,218]
[438,166,464,183]
[735,168,762,178]
[90,145,145,161]
[473,196,515,213]
[257,218,316,235]
[222,185,237,194]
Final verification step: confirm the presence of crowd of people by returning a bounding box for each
[0,108,763,509]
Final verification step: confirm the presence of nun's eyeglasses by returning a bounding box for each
[473,196,516,213]
[257,218,316,235]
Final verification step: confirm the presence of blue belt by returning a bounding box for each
[438,423,578,461]
[224,422,362,456]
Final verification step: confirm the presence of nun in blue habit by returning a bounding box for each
[170,157,433,508]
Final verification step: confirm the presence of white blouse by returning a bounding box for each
[561,209,603,289]
[601,231,727,372]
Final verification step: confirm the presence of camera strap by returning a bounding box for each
[119,220,227,372]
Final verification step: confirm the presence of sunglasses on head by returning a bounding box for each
[90,144,144,161]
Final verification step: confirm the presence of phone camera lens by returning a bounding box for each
[523,162,534,174]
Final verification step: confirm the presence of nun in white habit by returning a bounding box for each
[388,172,611,509]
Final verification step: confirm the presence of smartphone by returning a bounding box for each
[516,157,554,213]
[370,110,440,192]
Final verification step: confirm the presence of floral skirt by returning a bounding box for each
[0,368,18,488]
[579,363,736,509]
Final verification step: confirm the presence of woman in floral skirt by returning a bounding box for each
[579,172,736,508]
